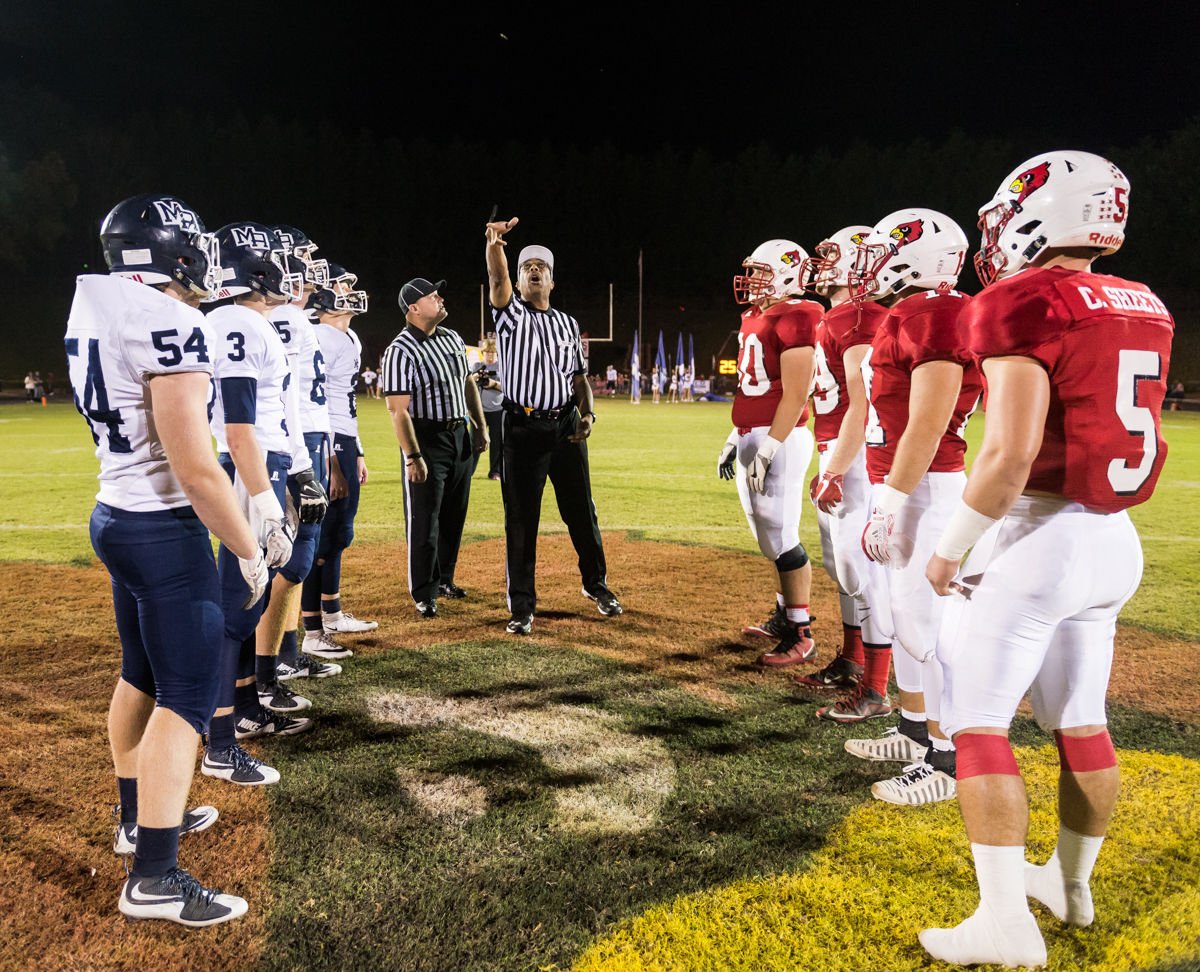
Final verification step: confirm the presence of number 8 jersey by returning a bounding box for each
[732,298,821,429]
[965,265,1174,512]
[65,275,216,512]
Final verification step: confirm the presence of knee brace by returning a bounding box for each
[1055,729,1117,773]
[774,544,809,573]
[955,732,1021,780]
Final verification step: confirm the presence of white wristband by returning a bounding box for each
[757,435,784,463]
[874,483,909,516]
[934,502,999,561]
[250,489,284,524]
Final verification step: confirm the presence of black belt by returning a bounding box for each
[412,417,467,431]
[502,398,572,420]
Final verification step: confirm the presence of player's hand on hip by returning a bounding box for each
[238,549,270,610]
[926,553,963,596]
[717,431,737,480]
[747,435,782,495]
[810,471,844,513]
[293,468,329,524]
[407,456,428,483]
[485,217,519,246]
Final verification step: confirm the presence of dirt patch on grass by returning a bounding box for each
[393,770,488,825]
[2,532,1195,970]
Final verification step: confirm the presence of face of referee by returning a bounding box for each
[406,291,448,332]
[517,258,554,308]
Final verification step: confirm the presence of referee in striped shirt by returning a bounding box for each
[485,216,623,635]
[382,278,487,617]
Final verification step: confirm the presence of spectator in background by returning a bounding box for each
[651,365,661,404]
[24,372,36,402]
[471,339,505,479]
[362,365,379,399]
[1167,379,1186,411]
[605,363,618,397]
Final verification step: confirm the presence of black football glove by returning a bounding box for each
[293,468,329,524]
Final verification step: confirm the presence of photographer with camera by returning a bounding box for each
[471,338,505,480]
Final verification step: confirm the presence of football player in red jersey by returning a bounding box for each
[718,239,821,666]
[919,152,1173,969]
[796,226,894,699]
[830,209,982,808]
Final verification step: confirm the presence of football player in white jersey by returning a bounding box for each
[74,194,267,926]
[300,264,376,656]
[201,222,309,786]
[259,227,342,684]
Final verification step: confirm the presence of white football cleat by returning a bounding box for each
[323,611,378,634]
[844,726,929,763]
[870,761,956,806]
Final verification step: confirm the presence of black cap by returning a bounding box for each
[399,277,446,313]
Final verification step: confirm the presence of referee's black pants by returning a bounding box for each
[403,420,473,603]
[501,409,607,617]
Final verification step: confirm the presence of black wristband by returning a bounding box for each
[407,452,423,463]
[582,410,597,423]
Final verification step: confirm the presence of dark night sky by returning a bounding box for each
[4,2,1199,153]
[4,2,1200,371]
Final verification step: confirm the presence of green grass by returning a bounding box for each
[6,394,1200,970]
[6,397,1199,638]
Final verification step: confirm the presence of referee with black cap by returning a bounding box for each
[382,277,487,617]
[485,216,623,635]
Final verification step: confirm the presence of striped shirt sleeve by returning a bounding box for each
[381,340,410,396]
[490,294,525,336]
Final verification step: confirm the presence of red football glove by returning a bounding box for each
[810,471,845,513]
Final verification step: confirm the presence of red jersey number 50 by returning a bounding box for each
[737,332,770,397]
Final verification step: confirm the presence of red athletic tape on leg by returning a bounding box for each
[1055,730,1117,772]
[955,733,1021,779]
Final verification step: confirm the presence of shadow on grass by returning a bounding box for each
[263,642,1200,972]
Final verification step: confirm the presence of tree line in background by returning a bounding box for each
[0,82,1195,379]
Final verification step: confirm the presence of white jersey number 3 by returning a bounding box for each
[737,332,770,397]
[1108,348,1162,495]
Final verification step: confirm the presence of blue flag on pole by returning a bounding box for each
[688,333,695,380]
[675,332,685,380]
[630,330,641,403]
[655,331,667,393]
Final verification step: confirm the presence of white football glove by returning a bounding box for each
[717,430,738,481]
[250,489,294,568]
[861,484,909,565]
[747,435,783,495]
[237,548,270,610]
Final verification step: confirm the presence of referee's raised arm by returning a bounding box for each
[485,216,519,308]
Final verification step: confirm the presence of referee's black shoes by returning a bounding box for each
[416,600,438,619]
[506,614,533,635]
[438,582,467,599]
[583,586,624,617]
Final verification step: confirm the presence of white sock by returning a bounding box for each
[1025,825,1102,926]
[930,735,955,753]
[972,843,1031,923]
[785,603,810,625]
[324,609,343,622]
[900,707,926,722]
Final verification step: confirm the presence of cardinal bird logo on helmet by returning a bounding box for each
[1009,161,1051,204]
[889,220,924,248]
[850,232,868,245]
[780,249,802,267]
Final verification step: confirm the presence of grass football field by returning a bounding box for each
[1,399,1198,971]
